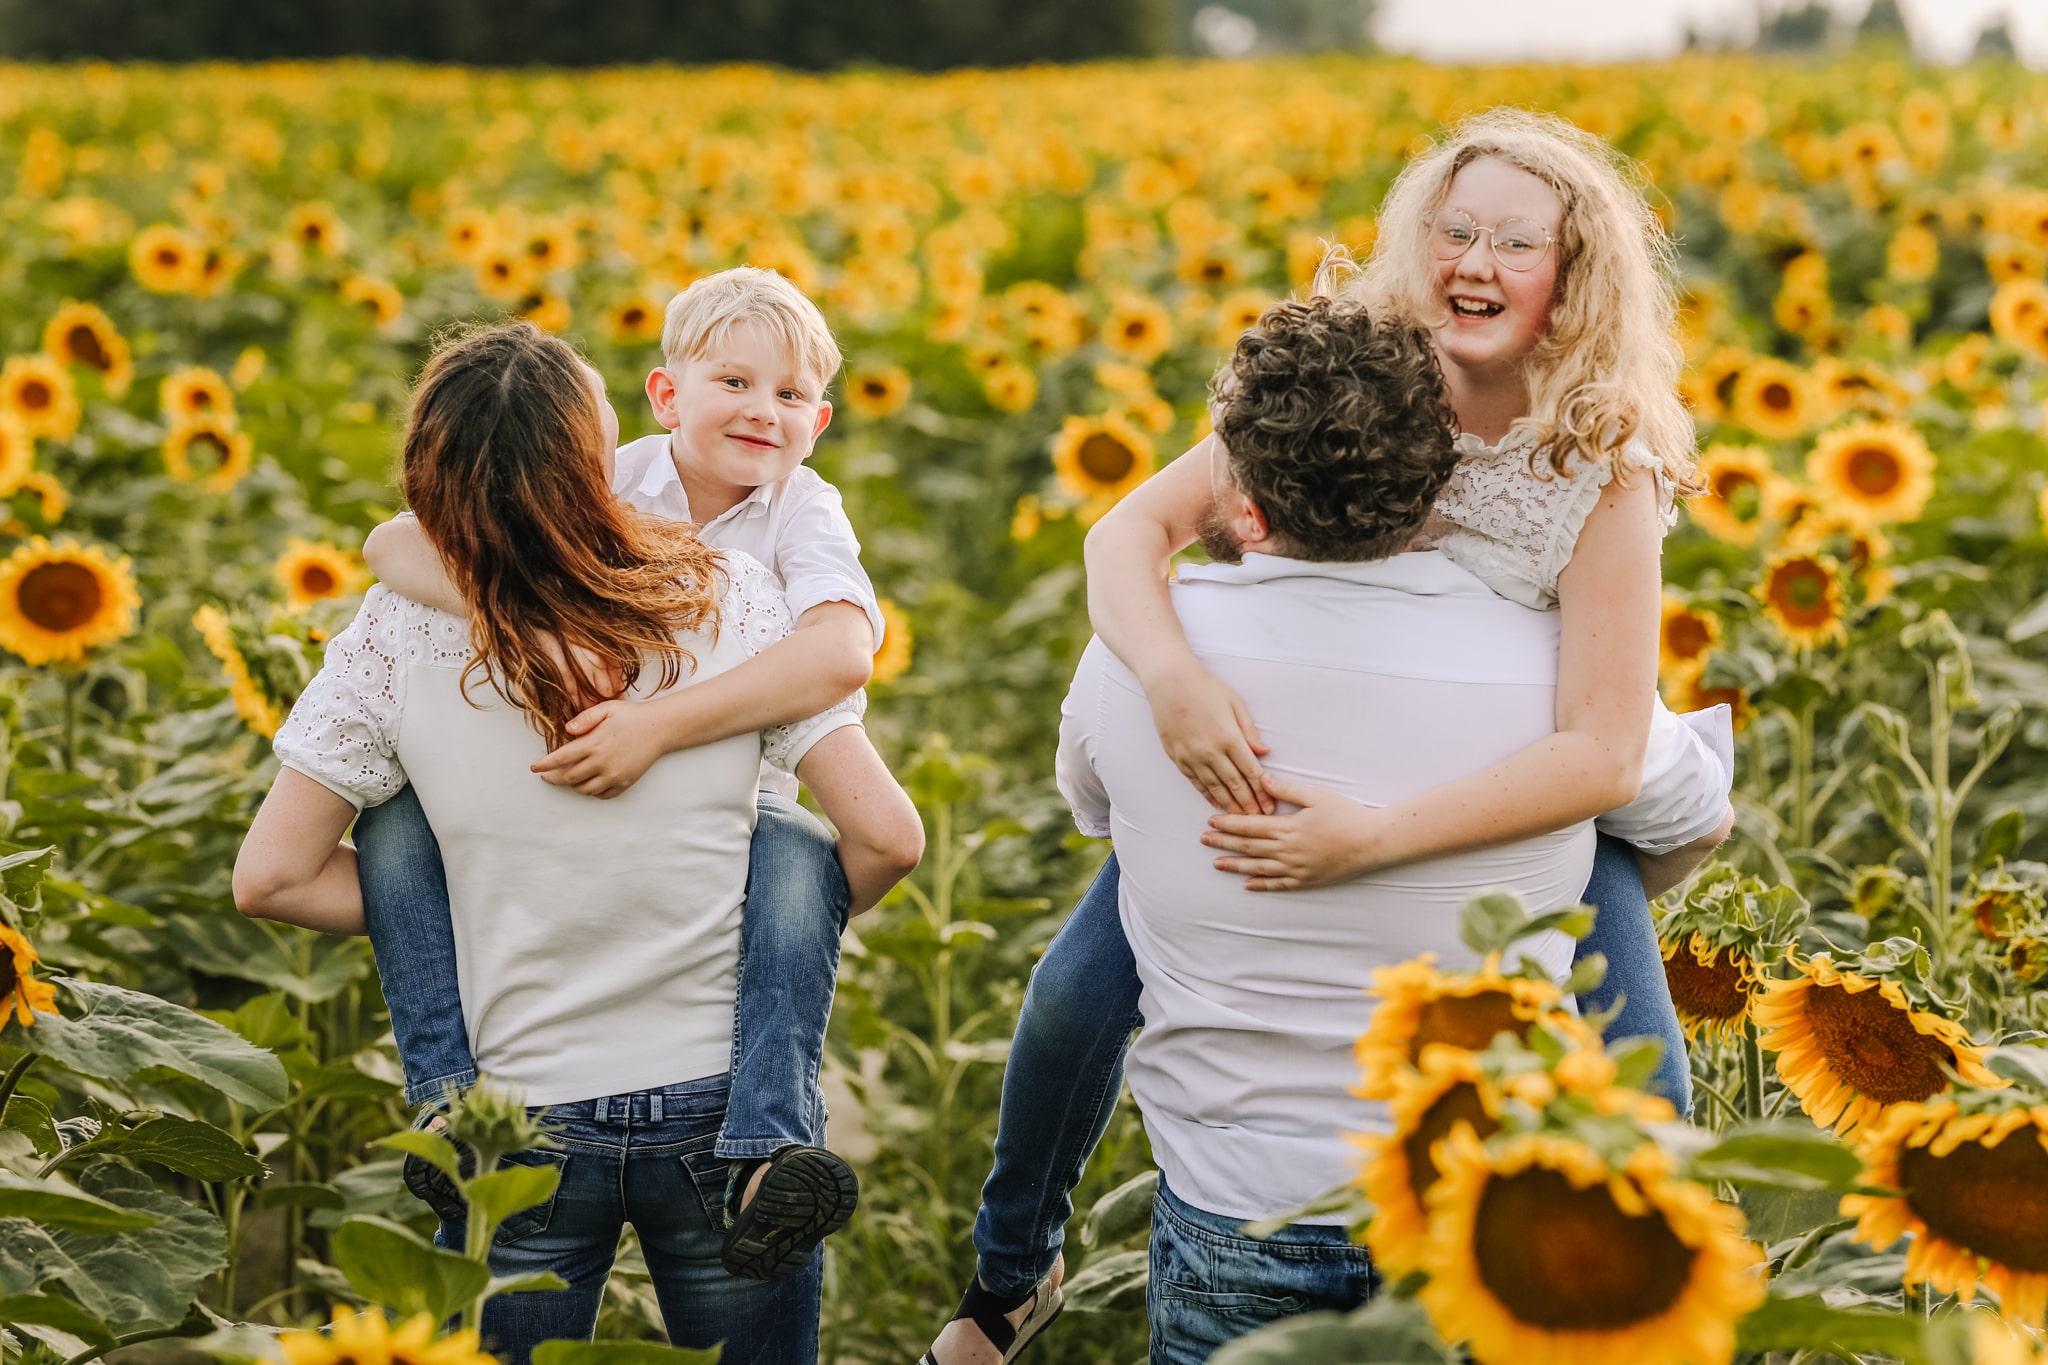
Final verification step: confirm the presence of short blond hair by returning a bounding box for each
[661,266,841,393]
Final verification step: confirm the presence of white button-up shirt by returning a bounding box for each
[1055,550,1729,1223]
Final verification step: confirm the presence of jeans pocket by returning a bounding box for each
[1156,1276,1305,1327]
[492,1148,569,1245]
[676,1133,733,1230]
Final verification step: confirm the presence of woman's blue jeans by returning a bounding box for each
[436,1075,821,1365]
[356,785,849,1158]
[970,832,1691,1299]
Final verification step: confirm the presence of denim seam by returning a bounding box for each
[1025,1007,1140,1253]
[1155,1193,1374,1263]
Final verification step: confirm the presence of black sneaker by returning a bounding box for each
[719,1146,860,1280]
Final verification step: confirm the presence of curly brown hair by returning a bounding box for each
[1212,297,1459,563]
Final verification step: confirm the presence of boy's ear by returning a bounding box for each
[645,367,681,431]
[810,400,833,444]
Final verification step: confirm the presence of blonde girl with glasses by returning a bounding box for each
[922,108,1735,1365]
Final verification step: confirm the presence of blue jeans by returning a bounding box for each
[357,785,850,1156]
[436,1075,821,1365]
[1147,1176,1378,1365]
[970,834,1688,1299]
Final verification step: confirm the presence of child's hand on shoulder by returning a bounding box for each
[532,698,673,799]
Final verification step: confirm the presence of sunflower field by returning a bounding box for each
[8,44,2048,1365]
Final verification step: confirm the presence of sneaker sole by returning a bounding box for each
[720,1147,860,1281]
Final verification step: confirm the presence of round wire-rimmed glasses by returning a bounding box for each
[1428,209,1556,271]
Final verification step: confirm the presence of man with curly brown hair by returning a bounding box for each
[1048,296,1718,1363]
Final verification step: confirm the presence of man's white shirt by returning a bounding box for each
[1055,550,1730,1222]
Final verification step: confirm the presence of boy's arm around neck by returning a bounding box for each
[363,514,466,616]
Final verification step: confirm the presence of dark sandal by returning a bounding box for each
[917,1269,1065,1365]
[719,1145,860,1281]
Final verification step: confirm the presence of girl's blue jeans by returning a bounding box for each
[433,1075,821,1365]
[970,832,1691,1300]
[356,785,849,1159]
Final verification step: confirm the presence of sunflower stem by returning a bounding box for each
[1789,700,1816,849]
[0,1050,36,1116]
[1927,657,1954,945]
[1741,1019,1764,1121]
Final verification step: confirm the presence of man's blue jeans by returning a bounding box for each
[356,785,849,1156]
[435,1075,821,1365]
[1147,1176,1378,1365]
[970,833,1690,1299]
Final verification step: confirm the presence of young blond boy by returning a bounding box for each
[357,267,921,1283]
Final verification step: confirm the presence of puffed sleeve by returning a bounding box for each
[272,586,411,810]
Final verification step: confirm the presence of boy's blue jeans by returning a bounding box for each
[1147,1177,1378,1365]
[356,785,849,1157]
[432,1075,821,1365]
[970,833,1691,1300]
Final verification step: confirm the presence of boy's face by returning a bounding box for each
[647,320,834,494]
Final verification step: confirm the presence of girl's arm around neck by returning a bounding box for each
[363,515,466,616]
[1085,435,1273,814]
[1203,477,1664,888]
[232,768,369,934]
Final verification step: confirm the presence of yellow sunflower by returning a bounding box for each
[42,301,132,397]
[1660,932,1762,1042]
[1815,358,1909,419]
[160,366,237,426]
[1807,420,1936,528]
[1844,1098,2048,1325]
[605,294,662,344]
[1360,1049,1503,1275]
[1888,224,1941,282]
[1665,669,1755,731]
[845,366,912,420]
[129,223,204,294]
[275,540,366,611]
[1730,358,1816,441]
[443,207,496,263]
[163,416,254,493]
[0,413,35,497]
[193,605,283,738]
[1418,1127,1766,1365]
[1754,956,2004,1136]
[284,201,349,257]
[872,598,912,685]
[1686,444,1779,544]
[982,361,1038,414]
[1051,413,1154,503]
[1756,553,1845,650]
[1659,594,1719,681]
[1991,280,2048,352]
[1102,294,1174,364]
[1,923,60,1028]
[0,355,80,442]
[475,251,535,303]
[338,275,405,330]
[1766,481,1829,547]
[281,1307,500,1365]
[1212,290,1272,351]
[1694,347,1753,423]
[1356,954,1567,1099]
[0,537,140,666]
[517,293,572,334]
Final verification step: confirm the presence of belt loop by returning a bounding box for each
[594,1095,609,1124]
[651,1092,664,1124]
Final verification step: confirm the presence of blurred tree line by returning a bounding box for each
[0,0,1186,66]
[1689,0,2020,62]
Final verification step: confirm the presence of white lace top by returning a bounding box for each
[271,552,864,1105]
[1414,430,1678,611]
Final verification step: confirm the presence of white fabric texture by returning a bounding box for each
[1416,429,1678,610]
[1057,550,1734,1223]
[274,553,859,1105]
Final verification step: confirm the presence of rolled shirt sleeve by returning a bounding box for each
[272,587,410,811]
[718,549,869,774]
[1596,698,1735,854]
[771,478,886,650]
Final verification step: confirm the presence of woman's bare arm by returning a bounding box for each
[794,726,925,916]
[1202,477,1664,888]
[1084,435,1272,813]
[232,769,369,933]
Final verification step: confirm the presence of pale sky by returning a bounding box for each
[1374,0,2048,65]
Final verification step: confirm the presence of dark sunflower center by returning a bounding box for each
[66,326,110,370]
[299,565,337,596]
[621,307,647,327]
[490,260,514,280]
[1713,370,1742,407]
[1200,259,1228,281]
[1846,447,1902,496]
[1900,1128,2048,1273]
[2,953,17,1003]
[19,562,104,633]
[1077,432,1136,484]
[187,388,216,411]
[1761,382,1794,413]
[1663,943,1752,1022]
[1714,471,1761,519]
[1665,613,1712,661]
[18,380,51,411]
[154,246,182,268]
[1474,1167,1698,1330]
[1768,563,1833,626]
[188,433,230,473]
[862,380,890,399]
[529,240,553,260]
[1409,989,1529,1060]
[1124,319,1150,340]
[301,222,325,244]
[1801,981,1955,1107]
[1403,1083,1499,1206]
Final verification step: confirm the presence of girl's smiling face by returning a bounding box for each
[1432,156,1565,380]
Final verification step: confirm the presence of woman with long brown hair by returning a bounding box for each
[233,322,913,1365]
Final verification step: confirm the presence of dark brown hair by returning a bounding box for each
[403,322,723,746]
[1212,298,1459,563]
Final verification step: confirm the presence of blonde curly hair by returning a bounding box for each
[1319,107,1699,494]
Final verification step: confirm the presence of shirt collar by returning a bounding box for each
[1173,549,1493,596]
[630,438,776,524]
